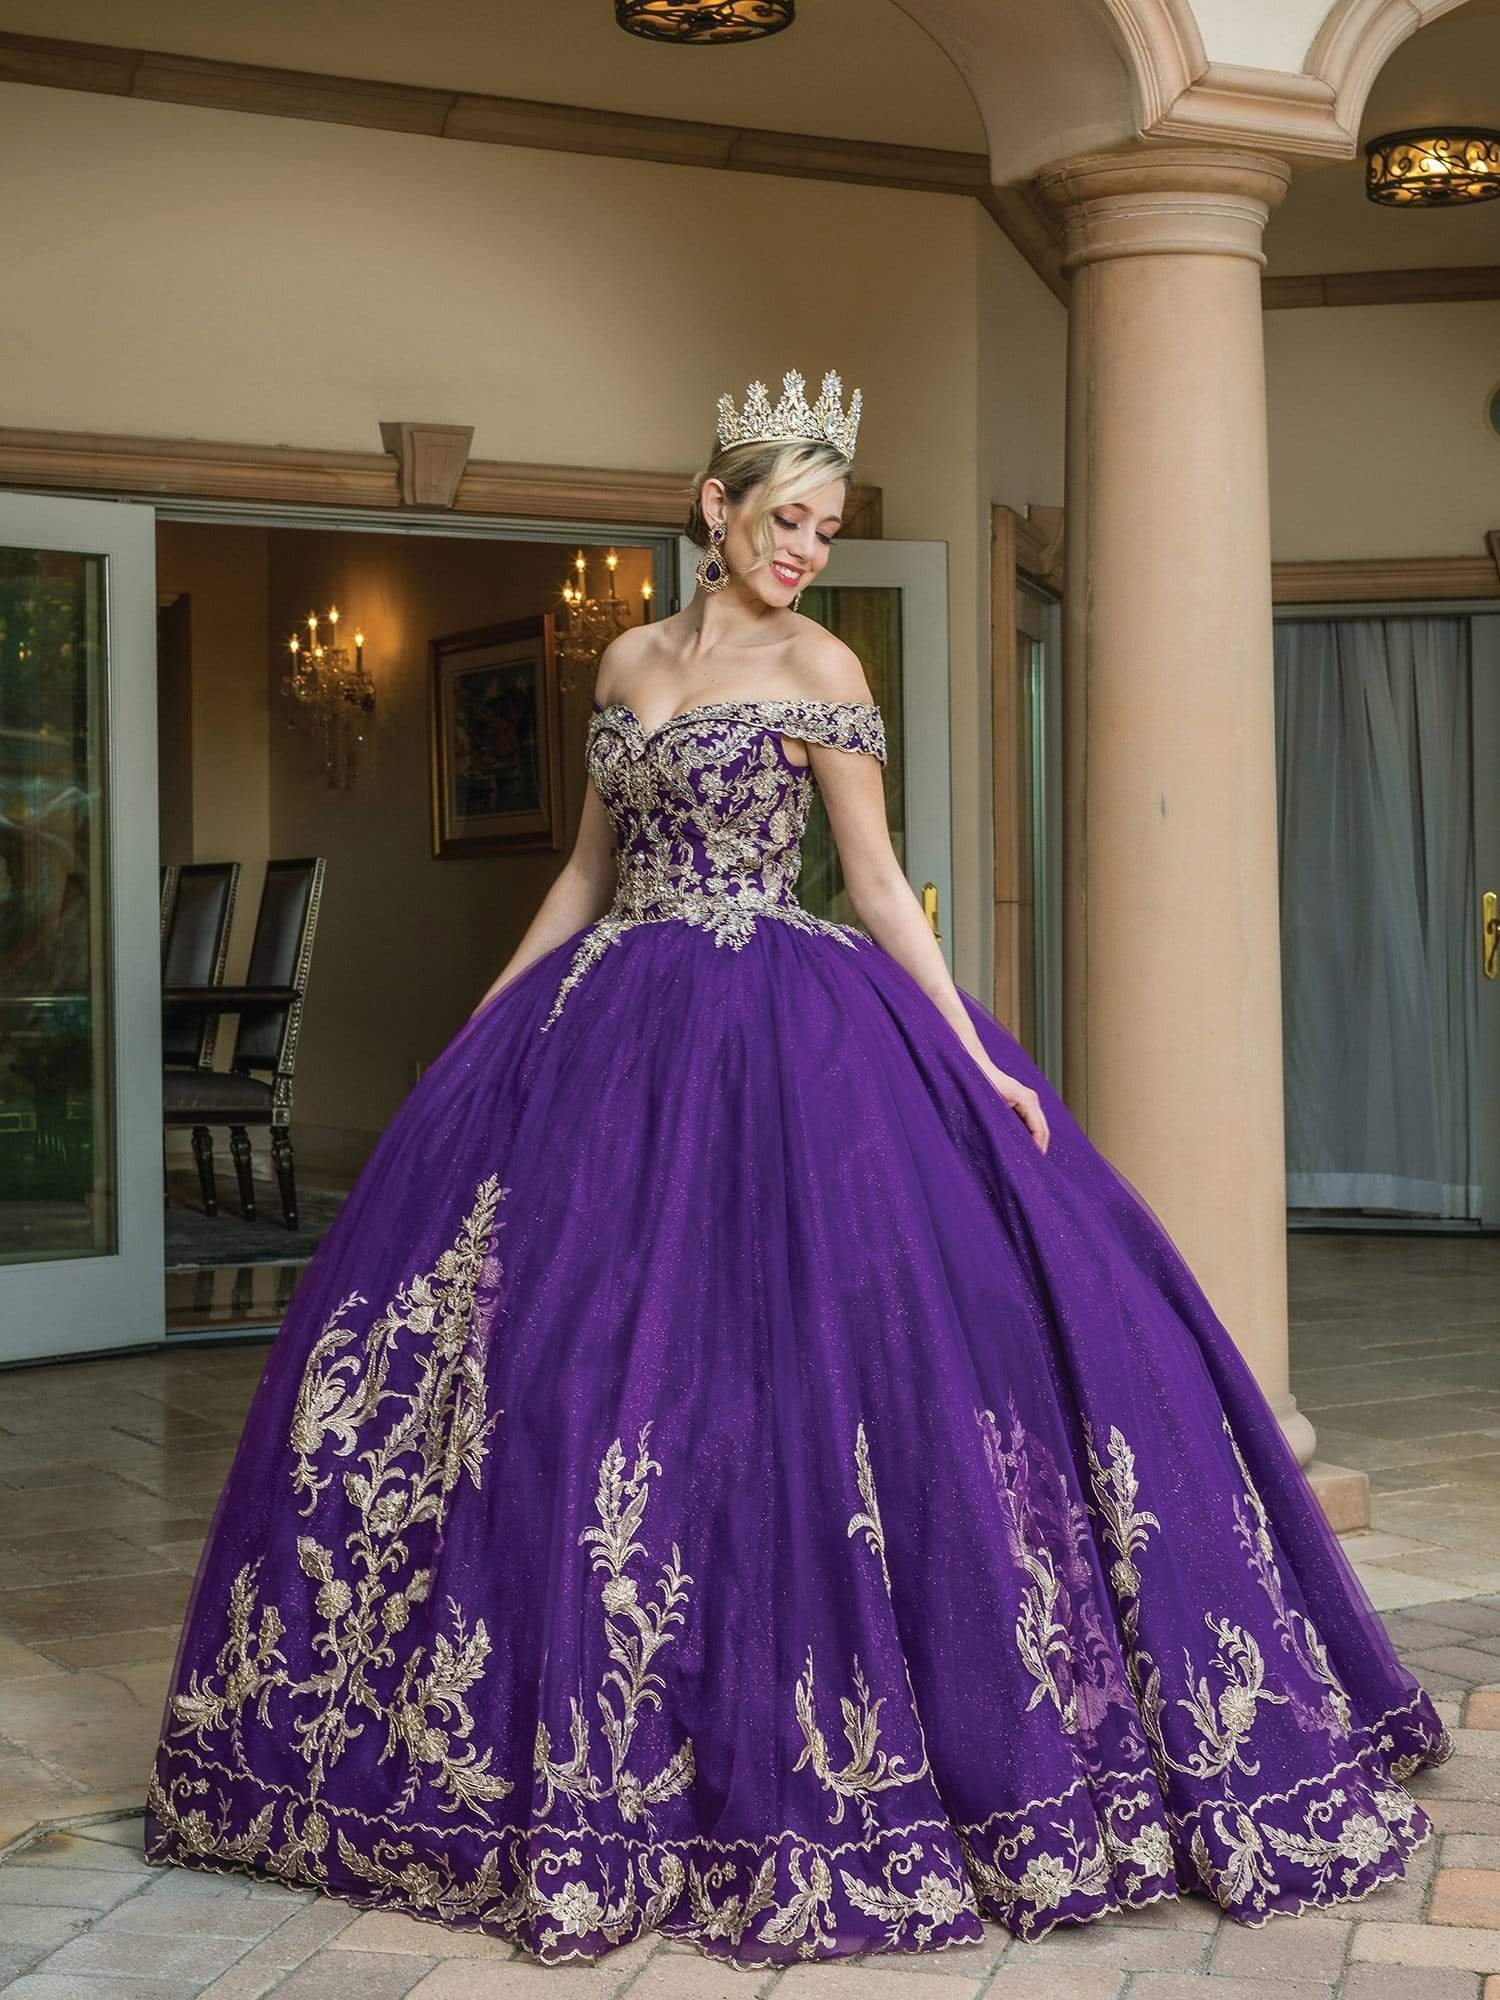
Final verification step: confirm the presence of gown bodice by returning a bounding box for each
[539,696,888,1029]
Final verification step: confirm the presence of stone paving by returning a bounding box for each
[1,1231,1498,1994]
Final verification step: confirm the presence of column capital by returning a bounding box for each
[1034,144,1291,272]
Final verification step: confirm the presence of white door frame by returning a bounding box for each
[0,491,163,1363]
[677,536,954,969]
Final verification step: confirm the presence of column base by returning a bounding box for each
[1304,1459,1373,1535]
[1274,1395,1317,1468]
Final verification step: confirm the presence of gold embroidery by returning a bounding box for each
[148,1316,1452,1960]
[146,1685,1446,1962]
[685,1855,779,1948]
[1081,1414,1180,1788]
[793,1649,932,1834]
[165,1176,512,1813]
[540,701,885,1030]
[754,1850,837,1952]
[1081,1414,1291,1784]
[534,1425,696,1830]
[1222,1416,1353,1740]
[841,1846,975,1948]
[961,1820,1114,1935]
[979,1399,1135,1740]
[848,1418,891,1593]
[793,1422,935,1834]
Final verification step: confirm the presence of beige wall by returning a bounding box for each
[155,521,272,974]
[0,75,1061,1009]
[1265,300,1500,560]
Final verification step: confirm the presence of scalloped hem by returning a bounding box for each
[143,1695,1455,1968]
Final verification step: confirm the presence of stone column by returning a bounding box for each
[1034,145,1319,1469]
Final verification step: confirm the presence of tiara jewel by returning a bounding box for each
[715,367,861,460]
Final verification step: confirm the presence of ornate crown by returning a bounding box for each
[715,367,861,461]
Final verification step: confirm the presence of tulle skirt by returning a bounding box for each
[144,915,1453,1965]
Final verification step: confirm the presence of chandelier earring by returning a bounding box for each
[696,519,730,593]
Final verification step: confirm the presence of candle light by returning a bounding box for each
[641,578,653,624]
[606,548,619,598]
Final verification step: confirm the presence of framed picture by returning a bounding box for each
[429,612,564,857]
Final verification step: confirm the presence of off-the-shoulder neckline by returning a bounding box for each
[589,696,881,743]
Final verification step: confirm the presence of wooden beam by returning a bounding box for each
[0,29,989,194]
[1262,264,1500,309]
[1272,553,1500,601]
[0,422,881,536]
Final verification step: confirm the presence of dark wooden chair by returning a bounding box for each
[162,856,326,1230]
[160,862,241,1066]
[160,860,242,1211]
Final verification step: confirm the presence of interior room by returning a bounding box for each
[160,520,658,1333]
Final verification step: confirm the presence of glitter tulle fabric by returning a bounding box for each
[145,696,1453,1968]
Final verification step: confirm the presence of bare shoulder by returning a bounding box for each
[591,624,651,706]
[785,619,876,707]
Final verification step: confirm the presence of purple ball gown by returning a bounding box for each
[145,694,1453,1967]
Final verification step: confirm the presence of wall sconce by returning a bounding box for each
[281,605,376,789]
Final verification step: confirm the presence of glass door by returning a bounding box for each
[677,536,954,970]
[0,491,163,1362]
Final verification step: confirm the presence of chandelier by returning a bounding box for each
[281,606,376,789]
[556,548,651,695]
[615,1,794,43]
[1365,128,1500,206]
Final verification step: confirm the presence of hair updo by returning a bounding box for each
[684,435,853,576]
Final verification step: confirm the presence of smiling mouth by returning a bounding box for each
[771,563,804,585]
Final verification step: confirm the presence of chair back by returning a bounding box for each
[161,861,241,1067]
[232,857,326,1077]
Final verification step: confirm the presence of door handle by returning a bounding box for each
[922,882,942,941]
[1485,890,1498,980]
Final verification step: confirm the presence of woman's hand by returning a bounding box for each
[972,1054,1051,1153]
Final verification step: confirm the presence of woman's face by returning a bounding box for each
[711,474,847,610]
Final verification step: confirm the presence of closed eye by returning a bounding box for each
[774,512,838,548]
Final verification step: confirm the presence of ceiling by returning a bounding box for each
[1266,0,1500,275]
[0,0,1494,276]
[0,0,987,152]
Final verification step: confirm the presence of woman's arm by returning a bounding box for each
[797,638,1050,1153]
[468,778,618,1017]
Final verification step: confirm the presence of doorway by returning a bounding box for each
[1,491,956,1364]
[1273,601,1500,1232]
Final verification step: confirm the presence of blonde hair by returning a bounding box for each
[685,436,852,574]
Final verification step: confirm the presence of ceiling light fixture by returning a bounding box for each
[1365,128,1500,207]
[615,1,794,44]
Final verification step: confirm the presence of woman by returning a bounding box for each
[146,368,1452,1968]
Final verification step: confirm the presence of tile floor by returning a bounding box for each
[1,1231,1498,1995]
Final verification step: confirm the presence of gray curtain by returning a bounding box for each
[1273,615,1478,1218]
